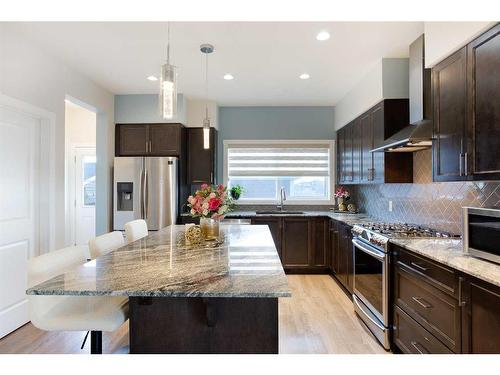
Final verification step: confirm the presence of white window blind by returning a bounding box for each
[227,144,330,177]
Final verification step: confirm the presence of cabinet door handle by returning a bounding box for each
[411,341,428,354]
[464,152,468,176]
[410,262,428,272]
[210,172,213,183]
[458,276,466,306]
[412,296,432,309]
[149,140,152,153]
[146,140,149,153]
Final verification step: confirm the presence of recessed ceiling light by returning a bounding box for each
[299,73,310,80]
[316,31,331,41]
[223,74,234,80]
[147,75,158,81]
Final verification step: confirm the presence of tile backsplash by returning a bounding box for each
[349,149,500,235]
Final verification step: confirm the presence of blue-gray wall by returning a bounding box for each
[218,106,335,182]
[115,94,186,124]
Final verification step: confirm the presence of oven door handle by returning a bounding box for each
[352,238,386,260]
[353,295,385,331]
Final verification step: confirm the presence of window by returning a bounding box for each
[225,141,334,204]
[82,155,96,206]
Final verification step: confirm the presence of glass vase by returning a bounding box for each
[200,217,220,241]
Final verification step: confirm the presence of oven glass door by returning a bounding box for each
[353,239,386,324]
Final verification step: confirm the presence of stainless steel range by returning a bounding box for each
[351,222,458,350]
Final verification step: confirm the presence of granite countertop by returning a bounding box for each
[185,210,378,227]
[390,238,500,288]
[220,209,500,287]
[27,225,291,298]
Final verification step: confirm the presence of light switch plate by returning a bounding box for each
[388,200,393,212]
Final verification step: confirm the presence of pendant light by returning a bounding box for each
[159,22,177,120]
[200,43,214,149]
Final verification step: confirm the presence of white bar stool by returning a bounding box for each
[88,231,125,259]
[28,245,129,354]
[124,219,148,243]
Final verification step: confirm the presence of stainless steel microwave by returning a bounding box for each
[463,207,500,264]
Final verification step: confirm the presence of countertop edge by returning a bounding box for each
[26,289,292,298]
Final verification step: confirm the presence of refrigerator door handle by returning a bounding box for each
[144,166,149,219]
[140,158,145,219]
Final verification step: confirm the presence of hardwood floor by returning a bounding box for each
[0,275,387,354]
[279,275,387,354]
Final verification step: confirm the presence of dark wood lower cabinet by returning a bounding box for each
[129,296,278,354]
[331,220,353,294]
[393,306,453,354]
[251,217,282,260]
[282,217,311,269]
[393,245,500,354]
[461,277,500,353]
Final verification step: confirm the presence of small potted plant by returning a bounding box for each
[230,185,244,200]
[334,187,350,211]
[187,184,234,240]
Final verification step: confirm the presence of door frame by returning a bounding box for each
[69,144,96,246]
[0,94,56,256]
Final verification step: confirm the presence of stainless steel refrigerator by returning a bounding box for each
[113,157,178,231]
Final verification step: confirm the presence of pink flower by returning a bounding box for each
[208,198,222,211]
[201,183,209,190]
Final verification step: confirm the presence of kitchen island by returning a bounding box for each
[27,225,290,354]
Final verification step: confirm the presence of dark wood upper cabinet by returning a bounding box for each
[359,110,373,183]
[116,124,149,156]
[432,47,468,181]
[343,122,354,183]
[462,276,500,353]
[467,24,500,180]
[432,23,500,182]
[149,124,181,155]
[352,119,362,183]
[115,123,183,157]
[371,102,385,184]
[337,127,345,184]
[187,127,217,184]
[336,99,412,185]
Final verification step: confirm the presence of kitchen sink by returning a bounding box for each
[255,210,305,215]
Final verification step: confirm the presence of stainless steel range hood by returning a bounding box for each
[371,34,433,153]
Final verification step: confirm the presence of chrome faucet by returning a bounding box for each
[278,187,286,211]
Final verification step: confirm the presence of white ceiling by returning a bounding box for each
[8,22,424,106]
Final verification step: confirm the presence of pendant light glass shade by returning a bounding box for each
[160,63,177,120]
[203,115,210,149]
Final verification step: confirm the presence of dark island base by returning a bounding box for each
[129,296,278,354]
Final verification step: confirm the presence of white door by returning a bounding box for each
[0,105,40,338]
[74,148,96,246]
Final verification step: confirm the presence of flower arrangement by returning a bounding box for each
[334,186,350,200]
[187,184,234,220]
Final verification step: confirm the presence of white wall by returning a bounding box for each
[65,103,96,145]
[186,98,218,129]
[333,58,409,130]
[424,22,496,68]
[0,24,115,248]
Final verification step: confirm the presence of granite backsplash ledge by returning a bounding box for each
[349,181,500,235]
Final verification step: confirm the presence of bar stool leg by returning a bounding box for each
[90,331,102,354]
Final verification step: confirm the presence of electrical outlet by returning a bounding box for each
[388,200,393,212]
